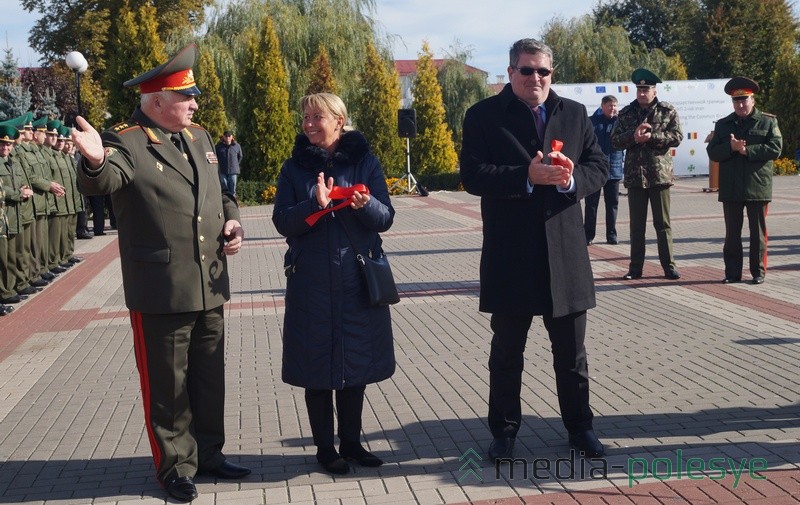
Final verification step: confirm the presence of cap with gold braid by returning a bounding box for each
[724,76,760,98]
[124,43,201,96]
[46,120,62,135]
[32,116,49,131]
[0,124,20,144]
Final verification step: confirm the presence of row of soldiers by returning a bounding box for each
[0,113,86,316]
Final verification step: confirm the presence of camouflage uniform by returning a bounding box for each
[611,97,682,275]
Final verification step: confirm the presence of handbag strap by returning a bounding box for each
[336,211,369,264]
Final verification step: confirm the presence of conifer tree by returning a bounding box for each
[353,42,405,177]
[410,42,458,175]
[0,48,32,121]
[105,0,167,124]
[238,16,295,182]
[306,46,338,95]
[193,45,228,140]
[37,88,60,120]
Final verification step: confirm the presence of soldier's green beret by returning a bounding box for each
[45,120,62,134]
[724,76,759,97]
[0,124,20,143]
[124,43,201,96]
[631,68,662,87]
[32,116,49,131]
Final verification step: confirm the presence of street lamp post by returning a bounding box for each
[65,51,88,120]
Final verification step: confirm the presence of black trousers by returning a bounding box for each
[488,311,593,438]
[305,385,367,449]
[723,201,768,279]
[90,195,115,232]
[584,179,620,243]
[131,306,227,484]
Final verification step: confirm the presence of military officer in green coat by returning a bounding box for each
[72,43,248,503]
[0,125,18,315]
[707,77,781,285]
[611,68,683,280]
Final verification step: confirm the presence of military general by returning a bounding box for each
[611,68,683,281]
[706,77,781,285]
[71,43,248,503]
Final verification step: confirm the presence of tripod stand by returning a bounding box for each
[391,137,418,194]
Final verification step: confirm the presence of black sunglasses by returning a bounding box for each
[513,66,552,77]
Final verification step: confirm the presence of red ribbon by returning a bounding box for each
[304,184,370,227]
[550,139,570,167]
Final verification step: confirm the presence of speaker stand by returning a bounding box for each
[391,137,418,194]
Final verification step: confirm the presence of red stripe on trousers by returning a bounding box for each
[130,310,162,473]
[763,203,769,271]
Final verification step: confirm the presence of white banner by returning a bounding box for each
[552,79,731,176]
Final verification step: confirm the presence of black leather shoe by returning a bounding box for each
[93,231,106,236]
[622,270,642,280]
[41,272,56,281]
[18,286,41,295]
[488,436,515,460]
[165,476,198,502]
[59,262,73,269]
[77,232,93,239]
[50,266,67,274]
[69,256,84,263]
[1,295,22,304]
[587,240,593,246]
[664,267,681,280]
[606,238,619,245]
[340,442,383,467]
[0,305,13,316]
[722,277,741,284]
[208,460,251,479]
[568,430,605,457]
[752,276,765,285]
[317,447,350,475]
[31,279,50,287]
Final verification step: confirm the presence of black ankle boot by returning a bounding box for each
[339,442,383,467]
[316,446,350,475]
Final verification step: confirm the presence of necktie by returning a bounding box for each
[171,133,184,153]
[532,105,545,140]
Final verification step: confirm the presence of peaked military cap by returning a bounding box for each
[32,116,49,131]
[46,119,62,134]
[124,43,201,96]
[57,125,71,139]
[20,112,34,130]
[3,112,34,131]
[0,124,20,143]
[631,68,662,87]
[724,76,759,97]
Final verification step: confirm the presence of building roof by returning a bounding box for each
[394,59,487,77]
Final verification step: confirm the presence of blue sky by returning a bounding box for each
[2,0,598,76]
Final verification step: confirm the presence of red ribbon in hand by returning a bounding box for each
[305,184,370,227]
[550,139,570,167]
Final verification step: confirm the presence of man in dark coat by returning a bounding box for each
[71,43,248,503]
[707,76,781,285]
[460,38,608,461]
[215,130,243,196]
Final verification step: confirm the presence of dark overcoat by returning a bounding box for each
[706,108,781,202]
[76,107,240,314]
[273,131,395,390]
[460,85,608,318]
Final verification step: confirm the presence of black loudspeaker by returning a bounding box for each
[398,108,417,138]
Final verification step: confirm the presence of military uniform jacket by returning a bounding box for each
[41,148,71,216]
[76,107,240,314]
[611,98,682,188]
[0,177,6,237]
[15,142,53,217]
[0,152,33,233]
[706,108,781,202]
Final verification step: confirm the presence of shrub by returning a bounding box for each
[773,157,798,175]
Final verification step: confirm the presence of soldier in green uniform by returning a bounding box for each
[0,125,18,315]
[611,68,683,280]
[72,43,248,503]
[32,116,67,277]
[0,121,37,303]
[12,113,61,288]
[707,77,781,285]
[43,120,75,272]
[57,125,83,265]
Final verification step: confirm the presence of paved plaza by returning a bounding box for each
[0,175,799,504]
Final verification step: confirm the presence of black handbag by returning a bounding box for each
[338,215,399,306]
